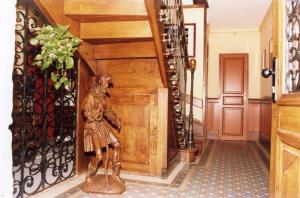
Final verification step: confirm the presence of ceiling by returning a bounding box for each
[183,0,272,29]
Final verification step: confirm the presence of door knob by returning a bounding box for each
[261,57,277,103]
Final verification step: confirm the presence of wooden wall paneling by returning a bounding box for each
[94,42,156,60]
[206,102,214,130]
[206,98,220,139]
[247,99,261,141]
[76,59,94,174]
[109,90,155,174]
[96,59,163,88]
[259,99,272,150]
[80,21,152,41]
[149,93,158,176]
[157,88,168,176]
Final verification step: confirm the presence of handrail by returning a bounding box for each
[158,0,190,149]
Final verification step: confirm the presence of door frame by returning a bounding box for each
[219,53,249,140]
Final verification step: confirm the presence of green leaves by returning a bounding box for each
[30,24,81,90]
[65,57,74,69]
[51,72,58,82]
[51,72,71,90]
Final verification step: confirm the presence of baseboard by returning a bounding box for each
[207,129,218,139]
[247,131,259,141]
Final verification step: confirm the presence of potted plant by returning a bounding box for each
[30,25,81,89]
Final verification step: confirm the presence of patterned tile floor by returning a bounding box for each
[57,141,269,198]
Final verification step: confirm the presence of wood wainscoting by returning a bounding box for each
[259,98,272,151]
[206,98,272,144]
[206,98,220,139]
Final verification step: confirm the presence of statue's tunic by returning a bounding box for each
[81,91,119,152]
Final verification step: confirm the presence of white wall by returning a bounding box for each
[0,1,15,197]
[183,7,205,124]
[208,29,261,99]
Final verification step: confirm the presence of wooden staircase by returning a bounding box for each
[34,0,178,176]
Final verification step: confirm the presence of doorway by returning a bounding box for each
[219,53,248,140]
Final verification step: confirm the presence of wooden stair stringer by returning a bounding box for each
[144,0,168,88]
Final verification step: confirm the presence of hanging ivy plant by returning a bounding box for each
[30,25,81,89]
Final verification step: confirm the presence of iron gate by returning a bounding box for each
[11,0,77,197]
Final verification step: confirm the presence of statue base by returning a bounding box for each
[82,174,125,194]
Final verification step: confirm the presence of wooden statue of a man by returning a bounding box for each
[81,73,125,194]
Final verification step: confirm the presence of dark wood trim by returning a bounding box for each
[248,98,272,104]
[193,0,209,8]
[248,99,262,104]
[207,98,219,103]
[183,4,206,8]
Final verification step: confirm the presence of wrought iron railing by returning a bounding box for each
[11,1,77,197]
[159,0,191,149]
[285,0,300,93]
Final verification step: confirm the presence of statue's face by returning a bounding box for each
[94,79,108,94]
[95,75,112,94]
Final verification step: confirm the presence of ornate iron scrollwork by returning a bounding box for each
[160,0,189,149]
[285,0,300,93]
[11,1,77,197]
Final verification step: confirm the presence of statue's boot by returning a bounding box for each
[86,155,101,183]
[111,141,125,185]
[112,161,125,185]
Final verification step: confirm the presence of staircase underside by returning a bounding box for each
[34,0,178,177]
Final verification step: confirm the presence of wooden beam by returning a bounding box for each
[193,0,209,8]
[94,41,156,59]
[65,14,148,23]
[144,0,168,88]
[80,21,152,40]
[64,0,147,16]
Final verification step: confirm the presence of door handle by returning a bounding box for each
[261,57,277,103]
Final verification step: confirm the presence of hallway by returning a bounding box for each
[57,141,269,198]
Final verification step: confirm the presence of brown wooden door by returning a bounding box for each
[270,0,300,197]
[219,54,248,140]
